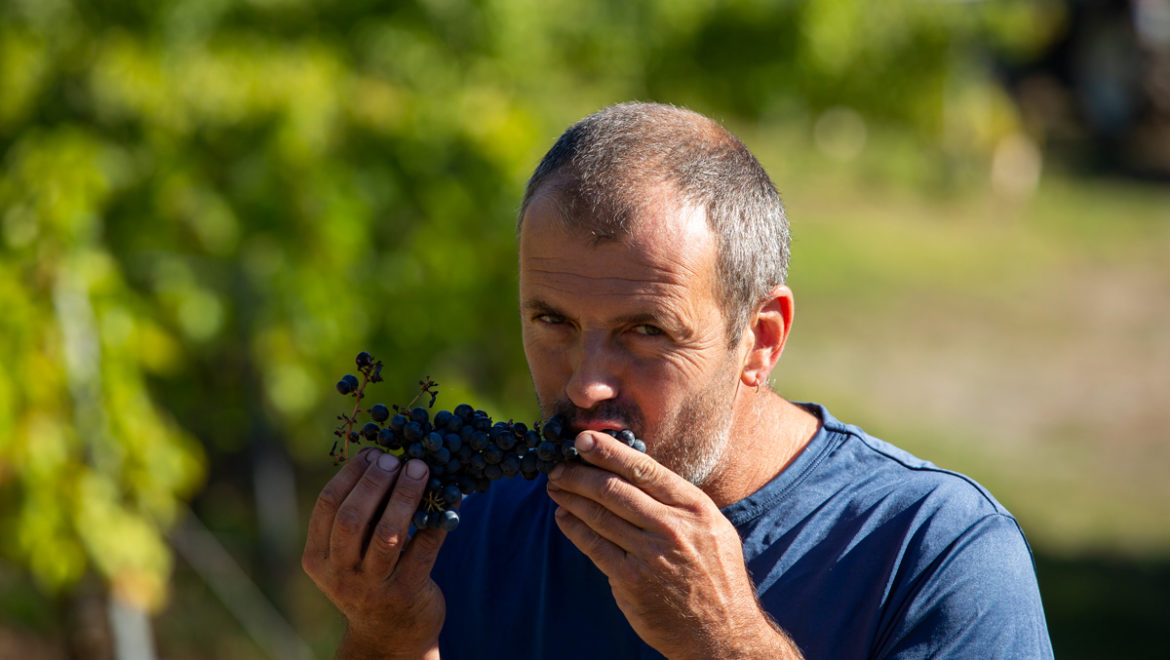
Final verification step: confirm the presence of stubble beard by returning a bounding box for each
[653,366,738,488]
[540,359,740,490]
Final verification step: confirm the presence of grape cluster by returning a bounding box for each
[332,351,645,532]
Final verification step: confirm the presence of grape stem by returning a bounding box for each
[334,358,384,464]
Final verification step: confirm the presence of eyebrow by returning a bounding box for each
[521,298,564,317]
[521,297,678,330]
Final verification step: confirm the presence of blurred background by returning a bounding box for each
[1,0,1168,657]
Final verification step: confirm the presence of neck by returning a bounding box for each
[701,389,820,508]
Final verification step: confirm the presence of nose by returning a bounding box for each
[564,331,619,410]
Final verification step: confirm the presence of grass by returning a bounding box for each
[757,133,1170,559]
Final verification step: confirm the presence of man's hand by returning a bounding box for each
[302,447,447,660]
[546,431,803,660]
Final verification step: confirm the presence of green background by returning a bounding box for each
[2,0,1167,657]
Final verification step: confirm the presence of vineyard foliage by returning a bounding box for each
[0,0,1058,609]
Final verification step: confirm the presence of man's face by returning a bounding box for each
[518,190,745,487]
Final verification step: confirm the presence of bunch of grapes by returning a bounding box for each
[332,351,646,531]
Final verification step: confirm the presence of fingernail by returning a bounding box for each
[406,460,427,479]
[548,463,564,481]
[576,433,596,452]
[377,453,399,472]
[360,449,376,464]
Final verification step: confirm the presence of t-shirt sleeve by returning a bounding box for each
[873,512,1054,659]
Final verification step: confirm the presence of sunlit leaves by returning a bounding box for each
[0,0,1055,614]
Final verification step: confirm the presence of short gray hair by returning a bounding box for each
[518,102,790,345]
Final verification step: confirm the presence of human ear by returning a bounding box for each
[739,285,795,389]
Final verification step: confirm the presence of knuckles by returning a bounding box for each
[333,504,370,537]
[628,458,656,487]
[370,521,406,555]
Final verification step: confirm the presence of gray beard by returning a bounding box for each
[651,366,738,488]
[539,360,740,489]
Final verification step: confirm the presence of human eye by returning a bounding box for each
[631,323,664,337]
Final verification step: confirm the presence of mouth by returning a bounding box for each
[551,400,643,438]
[572,420,627,434]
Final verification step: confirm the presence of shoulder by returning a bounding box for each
[732,404,1018,538]
[817,407,1015,526]
[741,404,1053,658]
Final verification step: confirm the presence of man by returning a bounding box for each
[303,103,1053,659]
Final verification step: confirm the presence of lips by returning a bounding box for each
[553,400,642,438]
[572,419,627,434]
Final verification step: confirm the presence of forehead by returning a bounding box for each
[518,190,719,312]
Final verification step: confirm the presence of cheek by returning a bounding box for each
[523,333,569,390]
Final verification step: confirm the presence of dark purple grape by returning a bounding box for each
[454,403,474,419]
[493,428,518,451]
[500,455,520,478]
[472,414,491,432]
[469,430,490,452]
[618,429,636,445]
[536,441,559,462]
[525,430,542,449]
[336,374,360,395]
[433,410,455,430]
[442,484,462,506]
[632,439,646,453]
[404,421,424,442]
[361,422,381,442]
[407,442,426,459]
[356,352,373,369]
[378,427,399,449]
[483,445,503,465]
[369,404,390,423]
[468,454,487,473]
[423,432,443,453]
[412,510,431,529]
[432,447,451,464]
[438,509,460,531]
[409,407,429,424]
[484,464,503,480]
[444,433,462,453]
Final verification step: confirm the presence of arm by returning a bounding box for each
[545,431,803,660]
[302,448,449,660]
[875,512,1053,659]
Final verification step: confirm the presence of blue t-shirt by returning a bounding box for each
[432,404,1053,659]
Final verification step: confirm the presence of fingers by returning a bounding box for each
[362,459,431,574]
[551,505,630,578]
[304,448,379,572]
[546,479,645,553]
[329,451,405,568]
[394,526,450,592]
[573,431,693,507]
